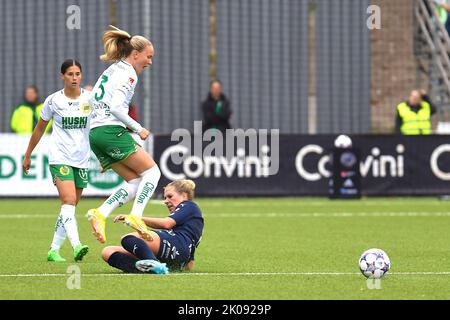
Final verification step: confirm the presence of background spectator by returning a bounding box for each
[201,80,232,133]
[10,85,51,134]
[433,0,450,35]
[395,89,436,135]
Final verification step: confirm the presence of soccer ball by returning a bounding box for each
[334,134,353,148]
[358,248,391,279]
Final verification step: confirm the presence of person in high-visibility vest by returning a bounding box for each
[10,85,52,134]
[395,90,436,135]
[433,0,450,36]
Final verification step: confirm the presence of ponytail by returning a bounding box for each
[100,25,152,62]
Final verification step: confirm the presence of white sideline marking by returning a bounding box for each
[1,212,450,219]
[207,212,450,218]
[0,271,449,278]
[199,201,449,207]
[0,214,58,219]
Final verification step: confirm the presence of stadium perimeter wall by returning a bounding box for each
[1,133,449,197]
[1,0,390,134]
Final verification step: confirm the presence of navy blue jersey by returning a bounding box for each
[168,200,204,249]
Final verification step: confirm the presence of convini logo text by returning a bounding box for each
[160,121,279,181]
[296,144,405,182]
[295,144,450,181]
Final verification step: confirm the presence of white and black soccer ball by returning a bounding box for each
[358,248,391,279]
[334,134,352,148]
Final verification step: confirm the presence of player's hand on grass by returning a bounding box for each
[113,214,126,223]
[138,128,150,140]
[22,157,31,175]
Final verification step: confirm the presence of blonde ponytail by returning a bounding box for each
[100,25,152,62]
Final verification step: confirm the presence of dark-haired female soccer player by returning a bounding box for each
[102,180,204,274]
[23,59,91,262]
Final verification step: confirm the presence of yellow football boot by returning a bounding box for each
[86,209,106,243]
[124,214,153,241]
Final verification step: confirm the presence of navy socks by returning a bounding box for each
[121,235,158,260]
[107,252,141,273]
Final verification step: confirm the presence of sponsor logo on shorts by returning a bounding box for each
[60,166,70,176]
[108,148,125,160]
[78,169,88,181]
[161,240,180,260]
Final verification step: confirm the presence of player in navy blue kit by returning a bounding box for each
[101,179,203,274]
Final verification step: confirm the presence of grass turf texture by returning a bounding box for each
[0,197,449,300]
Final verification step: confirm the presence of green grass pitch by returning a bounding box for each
[0,197,450,300]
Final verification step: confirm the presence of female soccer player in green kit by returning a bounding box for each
[23,59,91,262]
[87,26,160,244]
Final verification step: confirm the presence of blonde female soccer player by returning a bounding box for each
[87,26,161,243]
[23,59,91,262]
[102,180,203,274]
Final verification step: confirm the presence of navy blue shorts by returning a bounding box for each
[156,230,192,270]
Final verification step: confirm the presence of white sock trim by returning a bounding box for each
[61,204,76,213]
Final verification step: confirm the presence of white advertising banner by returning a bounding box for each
[0,133,151,196]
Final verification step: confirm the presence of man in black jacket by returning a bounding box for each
[201,80,232,133]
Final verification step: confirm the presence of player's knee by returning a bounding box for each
[102,246,116,262]
[121,233,139,242]
[141,164,161,180]
[59,189,76,205]
[152,165,161,180]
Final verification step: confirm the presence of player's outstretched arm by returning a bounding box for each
[114,215,175,229]
[141,217,176,229]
